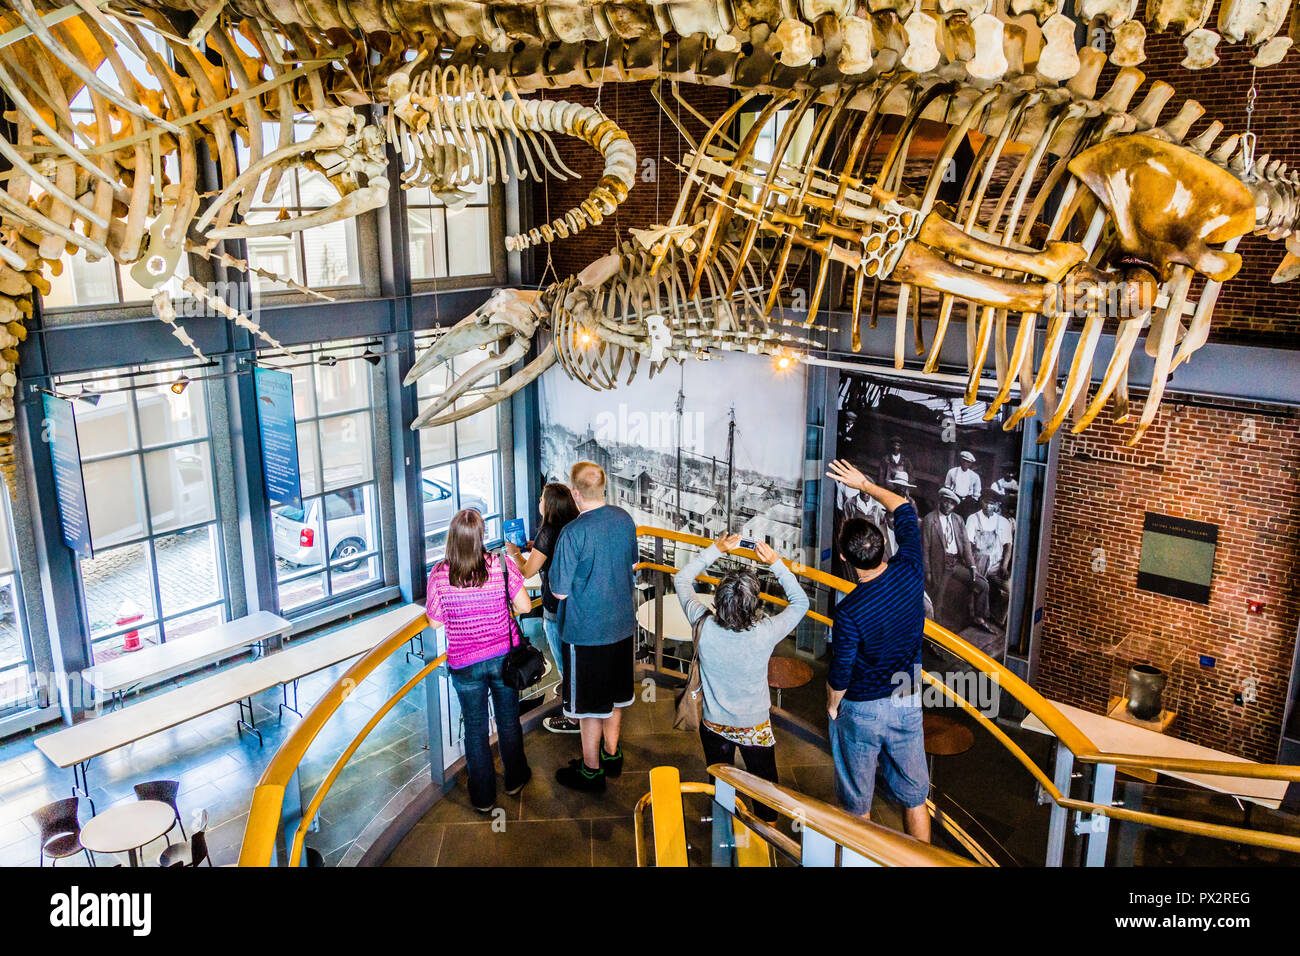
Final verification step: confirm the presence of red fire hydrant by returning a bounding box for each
[117,601,144,652]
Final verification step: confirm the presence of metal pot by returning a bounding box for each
[1126,663,1167,721]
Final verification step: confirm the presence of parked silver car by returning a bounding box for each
[273,479,486,570]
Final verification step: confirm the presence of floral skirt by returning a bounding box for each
[702,718,776,748]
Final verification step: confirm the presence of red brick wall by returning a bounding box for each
[1128,33,1300,347]
[526,82,733,280]
[1035,399,1300,761]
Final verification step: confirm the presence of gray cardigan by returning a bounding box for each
[674,545,811,729]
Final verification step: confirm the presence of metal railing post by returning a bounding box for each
[1082,763,1116,867]
[1045,741,1073,867]
[801,826,837,866]
[653,537,665,675]
[423,633,452,797]
[712,777,736,867]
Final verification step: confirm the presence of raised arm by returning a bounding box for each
[754,542,811,645]
[827,459,907,513]
[674,534,737,626]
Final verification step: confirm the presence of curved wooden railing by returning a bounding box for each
[635,525,1300,856]
[237,612,437,867]
[237,524,1300,866]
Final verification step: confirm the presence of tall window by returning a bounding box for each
[414,338,504,562]
[0,487,33,714]
[266,342,382,612]
[406,183,494,282]
[59,363,227,662]
[239,121,362,295]
[41,39,189,310]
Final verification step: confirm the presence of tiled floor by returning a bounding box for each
[384,692,842,867]
[6,609,1296,868]
[0,608,435,868]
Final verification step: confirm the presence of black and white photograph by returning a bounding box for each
[539,351,808,558]
[833,371,1022,661]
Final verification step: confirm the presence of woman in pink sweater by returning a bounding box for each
[426,509,533,811]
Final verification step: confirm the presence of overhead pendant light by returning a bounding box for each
[171,374,190,395]
[362,348,381,366]
[78,389,101,407]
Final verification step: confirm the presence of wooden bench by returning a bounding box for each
[82,611,293,709]
[36,603,430,812]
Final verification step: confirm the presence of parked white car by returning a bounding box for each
[273,478,486,570]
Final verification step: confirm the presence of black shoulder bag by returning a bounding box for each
[499,555,545,691]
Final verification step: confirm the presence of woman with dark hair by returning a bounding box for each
[426,509,533,811]
[506,482,581,733]
[674,533,810,820]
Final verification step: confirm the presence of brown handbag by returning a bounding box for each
[673,608,712,732]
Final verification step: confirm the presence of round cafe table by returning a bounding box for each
[922,713,975,835]
[80,800,176,867]
[636,594,714,644]
[767,656,814,709]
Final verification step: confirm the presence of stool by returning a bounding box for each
[923,712,974,834]
[767,657,813,710]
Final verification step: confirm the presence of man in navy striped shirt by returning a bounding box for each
[826,459,931,843]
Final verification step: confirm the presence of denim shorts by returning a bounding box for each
[830,693,930,814]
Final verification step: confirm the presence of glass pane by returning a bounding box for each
[445,205,491,277]
[73,389,137,458]
[0,575,24,670]
[278,573,327,612]
[296,421,321,497]
[163,604,226,642]
[408,208,447,280]
[326,485,379,592]
[458,453,499,517]
[418,417,455,466]
[319,412,373,491]
[422,464,456,560]
[156,526,221,617]
[144,443,216,533]
[0,663,32,710]
[289,362,317,419]
[81,541,157,639]
[303,221,359,288]
[83,456,148,547]
[315,355,370,415]
[92,624,161,665]
[244,215,304,289]
[43,248,118,309]
[137,379,208,447]
[454,399,497,458]
[0,497,13,574]
[274,496,324,578]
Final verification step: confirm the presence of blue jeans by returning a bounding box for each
[450,654,530,809]
[542,616,563,678]
[830,693,930,815]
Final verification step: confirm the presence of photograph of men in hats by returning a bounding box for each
[967,490,1014,625]
[923,488,995,633]
[945,451,983,517]
[832,373,1025,655]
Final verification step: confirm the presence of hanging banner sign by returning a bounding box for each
[254,367,302,509]
[43,392,93,558]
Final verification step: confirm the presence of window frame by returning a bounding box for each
[55,363,231,658]
[0,487,35,717]
[414,332,508,566]
[405,181,508,291]
[264,342,386,616]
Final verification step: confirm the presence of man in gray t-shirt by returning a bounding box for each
[549,461,639,792]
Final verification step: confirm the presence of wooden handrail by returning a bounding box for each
[236,525,1300,867]
[237,612,433,866]
[637,526,1300,785]
[710,764,976,866]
